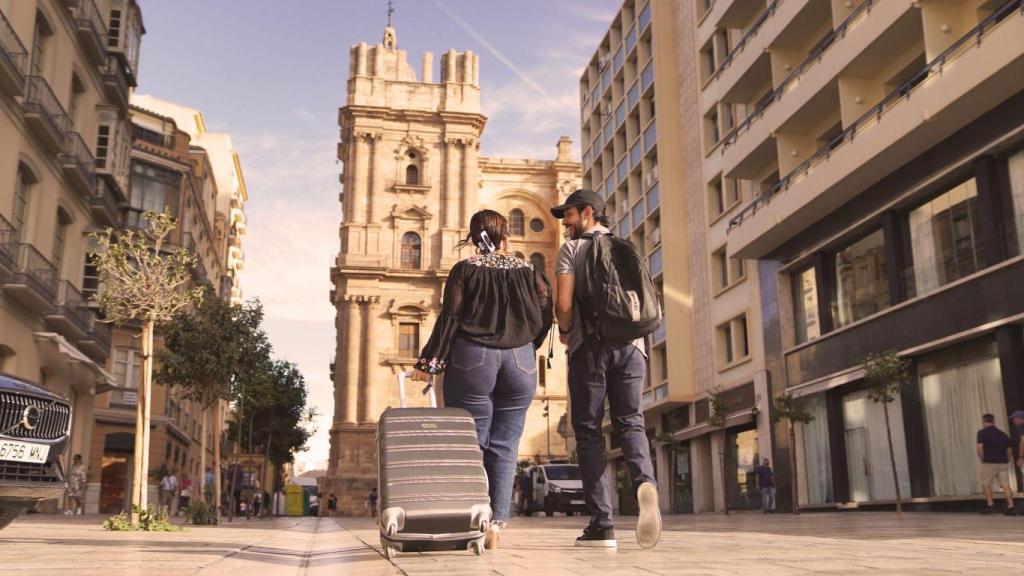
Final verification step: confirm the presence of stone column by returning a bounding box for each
[461,138,478,230]
[359,296,380,423]
[351,132,371,223]
[368,133,385,224]
[444,138,460,229]
[342,297,363,424]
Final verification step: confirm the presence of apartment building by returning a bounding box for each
[716,0,1024,509]
[578,0,707,514]
[0,0,141,512]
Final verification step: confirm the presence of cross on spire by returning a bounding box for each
[386,0,394,27]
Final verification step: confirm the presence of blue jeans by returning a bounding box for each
[569,339,656,529]
[443,336,537,522]
[761,486,775,512]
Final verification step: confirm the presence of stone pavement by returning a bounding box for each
[2,511,1024,575]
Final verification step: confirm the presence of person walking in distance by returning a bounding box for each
[368,487,379,517]
[977,413,1017,515]
[178,473,192,515]
[411,209,553,550]
[328,493,338,517]
[64,455,87,516]
[552,189,662,549]
[160,469,179,515]
[757,458,775,514]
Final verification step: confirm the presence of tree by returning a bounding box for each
[156,291,267,522]
[772,393,814,515]
[706,386,732,515]
[90,211,202,526]
[228,360,315,468]
[863,350,912,518]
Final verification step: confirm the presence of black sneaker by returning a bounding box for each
[575,525,617,548]
[981,506,996,515]
[1004,508,1019,517]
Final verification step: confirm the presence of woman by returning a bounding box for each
[412,209,552,549]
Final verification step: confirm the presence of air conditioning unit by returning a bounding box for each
[651,227,662,246]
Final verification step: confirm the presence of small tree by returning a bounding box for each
[772,393,814,515]
[863,350,911,518]
[706,386,732,515]
[90,211,202,527]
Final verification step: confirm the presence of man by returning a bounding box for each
[757,458,775,514]
[159,469,179,515]
[977,413,1016,515]
[64,455,87,516]
[328,493,338,517]
[552,189,661,549]
[369,487,379,517]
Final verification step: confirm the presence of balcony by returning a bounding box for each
[60,131,97,197]
[0,8,27,97]
[22,76,68,154]
[728,1,1024,259]
[89,178,121,227]
[44,281,90,340]
[73,0,107,65]
[2,243,58,313]
[77,310,111,363]
[0,215,17,278]
[100,55,130,110]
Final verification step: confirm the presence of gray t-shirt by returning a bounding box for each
[555,224,646,357]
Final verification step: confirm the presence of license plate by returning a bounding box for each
[0,440,50,464]
[571,500,584,505]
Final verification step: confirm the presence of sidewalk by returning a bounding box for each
[2,511,1024,575]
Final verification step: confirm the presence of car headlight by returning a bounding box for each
[550,485,561,494]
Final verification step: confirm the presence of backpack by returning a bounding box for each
[574,231,662,343]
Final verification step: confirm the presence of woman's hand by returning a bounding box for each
[409,369,431,382]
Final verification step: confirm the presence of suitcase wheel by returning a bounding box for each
[471,540,484,556]
[384,544,396,560]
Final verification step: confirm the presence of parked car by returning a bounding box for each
[0,373,72,529]
[520,463,587,517]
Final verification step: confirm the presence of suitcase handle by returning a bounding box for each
[397,372,436,409]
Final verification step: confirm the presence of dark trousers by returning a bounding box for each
[569,340,656,529]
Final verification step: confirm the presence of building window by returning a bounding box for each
[712,247,744,292]
[405,164,420,185]
[13,164,34,241]
[1009,150,1024,256]
[398,323,419,359]
[111,347,141,406]
[68,74,85,130]
[834,229,889,328]
[96,125,111,169]
[802,394,833,504]
[908,178,983,297]
[52,208,71,276]
[530,218,545,233]
[400,232,421,269]
[792,266,820,344]
[716,314,750,368]
[509,209,525,236]
[127,162,180,228]
[30,11,53,78]
[530,253,545,273]
[107,9,121,48]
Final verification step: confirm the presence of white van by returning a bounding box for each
[519,463,587,516]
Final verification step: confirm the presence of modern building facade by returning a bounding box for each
[0,0,142,513]
[326,23,581,515]
[717,0,1024,509]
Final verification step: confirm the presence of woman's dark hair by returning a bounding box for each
[458,209,509,254]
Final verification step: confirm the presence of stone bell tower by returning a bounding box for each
[325,22,486,515]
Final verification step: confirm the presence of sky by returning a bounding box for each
[135,0,620,471]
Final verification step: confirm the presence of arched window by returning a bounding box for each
[514,251,526,259]
[509,209,525,236]
[400,232,421,269]
[405,164,420,185]
[530,253,546,273]
[13,163,36,241]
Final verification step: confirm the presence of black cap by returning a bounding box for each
[550,189,605,219]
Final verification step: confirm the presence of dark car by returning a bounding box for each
[0,373,72,529]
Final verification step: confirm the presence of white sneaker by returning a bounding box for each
[635,482,661,549]
[63,510,73,516]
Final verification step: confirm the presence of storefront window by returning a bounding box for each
[726,427,759,510]
[908,178,983,296]
[843,389,911,502]
[921,352,1015,496]
[834,229,889,328]
[793,267,820,343]
[673,442,693,513]
[1007,150,1024,256]
[802,394,832,504]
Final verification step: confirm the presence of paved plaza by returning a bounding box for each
[1,511,1023,575]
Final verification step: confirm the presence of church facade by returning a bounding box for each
[325,25,581,515]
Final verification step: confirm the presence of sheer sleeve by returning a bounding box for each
[532,265,553,351]
[415,262,466,374]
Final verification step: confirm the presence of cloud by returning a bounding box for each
[557,1,619,26]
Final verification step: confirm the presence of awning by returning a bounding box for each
[670,408,755,443]
[34,332,122,394]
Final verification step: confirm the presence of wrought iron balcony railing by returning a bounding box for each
[0,7,28,95]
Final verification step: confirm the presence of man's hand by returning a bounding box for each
[409,369,430,382]
[559,331,569,345]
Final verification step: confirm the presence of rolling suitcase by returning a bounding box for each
[377,372,491,558]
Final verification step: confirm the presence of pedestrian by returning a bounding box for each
[204,467,215,502]
[160,469,179,515]
[411,209,553,550]
[519,472,532,515]
[1011,410,1024,478]
[368,487,378,518]
[757,458,776,514]
[179,473,192,514]
[552,189,662,549]
[253,492,262,518]
[977,413,1017,515]
[328,493,338,517]
[64,454,86,516]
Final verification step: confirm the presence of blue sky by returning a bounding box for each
[135,0,620,469]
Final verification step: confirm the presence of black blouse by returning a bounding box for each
[415,253,553,374]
